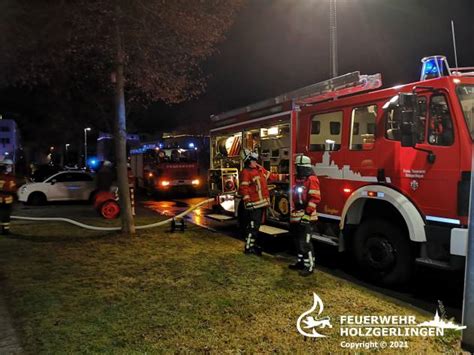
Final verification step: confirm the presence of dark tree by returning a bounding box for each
[0,0,244,234]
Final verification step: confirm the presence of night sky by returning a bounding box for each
[147,0,474,134]
[1,0,474,140]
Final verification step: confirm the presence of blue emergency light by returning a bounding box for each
[87,157,98,168]
[188,142,195,149]
[420,55,451,81]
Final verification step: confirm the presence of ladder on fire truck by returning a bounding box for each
[208,71,382,240]
[211,71,382,123]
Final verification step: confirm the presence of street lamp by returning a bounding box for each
[84,128,91,167]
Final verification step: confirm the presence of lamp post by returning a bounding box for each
[84,128,91,167]
[329,0,338,78]
[65,143,70,166]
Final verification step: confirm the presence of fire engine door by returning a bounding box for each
[383,93,460,219]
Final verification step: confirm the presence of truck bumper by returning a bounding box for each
[422,224,466,270]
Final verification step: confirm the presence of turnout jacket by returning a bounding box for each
[239,165,286,209]
[0,174,16,204]
[290,174,321,223]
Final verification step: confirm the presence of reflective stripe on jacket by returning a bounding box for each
[290,174,321,223]
[238,165,287,209]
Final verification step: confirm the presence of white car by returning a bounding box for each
[18,171,97,205]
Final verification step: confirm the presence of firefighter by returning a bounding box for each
[0,165,16,235]
[288,155,321,277]
[238,148,288,255]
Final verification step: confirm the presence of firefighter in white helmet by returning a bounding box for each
[238,148,287,255]
[289,155,321,276]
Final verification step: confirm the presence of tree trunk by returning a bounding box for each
[114,23,136,235]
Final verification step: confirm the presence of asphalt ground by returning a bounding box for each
[11,193,465,322]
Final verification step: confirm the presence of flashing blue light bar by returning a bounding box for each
[420,55,451,81]
[188,142,195,149]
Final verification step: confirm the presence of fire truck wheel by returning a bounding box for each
[27,192,47,206]
[100,200,120,219]
[353,219,412,286]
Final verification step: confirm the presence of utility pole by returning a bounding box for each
[84,127,91,167]
[462,147,474,351]
[329,0,338,78]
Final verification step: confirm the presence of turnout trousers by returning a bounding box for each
[242,207,264,253]
[0,201,12,235]
[291,221,315,272]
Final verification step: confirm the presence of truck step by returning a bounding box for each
[312,233,339,247]
[259,225,289,236]
[205,214,235,221]
[415,257,453,270]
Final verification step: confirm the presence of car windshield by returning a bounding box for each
[31,166,60,182]
[457,84,474,140]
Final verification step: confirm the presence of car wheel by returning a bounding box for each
[27,192,47,206]
[100,200,120,219]
[353,219,413,286]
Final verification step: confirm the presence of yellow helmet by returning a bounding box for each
[240,148,258,163]
[295,155,312,167]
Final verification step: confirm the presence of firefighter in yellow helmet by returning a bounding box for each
[289,155,321,276]
[238,148,287,255]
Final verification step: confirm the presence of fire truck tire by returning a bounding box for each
[27,192,47,206]
[353,219,413,286]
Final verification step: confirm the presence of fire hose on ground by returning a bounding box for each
[10,198,215,232]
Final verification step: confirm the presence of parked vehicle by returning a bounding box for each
[208,55,474,286]
[18,171,96,204]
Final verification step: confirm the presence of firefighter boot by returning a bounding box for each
[288,254,304,270]
[244,220,262,256]
[299,251,315,277]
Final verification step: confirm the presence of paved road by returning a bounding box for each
[9,196,465,322]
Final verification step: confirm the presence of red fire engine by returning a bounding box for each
[208,55,474,285]
[130,135,203,194]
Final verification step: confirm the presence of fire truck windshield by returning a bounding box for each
[154,148,197,163]
[457,85,474,140]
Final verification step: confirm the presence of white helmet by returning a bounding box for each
[295,155,312,167]
[240,148,258,163]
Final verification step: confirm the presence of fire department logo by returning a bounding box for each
[410,180,419,191]
[297,293,333,338]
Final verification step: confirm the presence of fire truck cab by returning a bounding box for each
[209,55,474,286]
[131,135,204,194]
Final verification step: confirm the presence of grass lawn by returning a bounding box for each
[0,219,462,353]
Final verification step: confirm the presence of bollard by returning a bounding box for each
[129,185,136,216]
